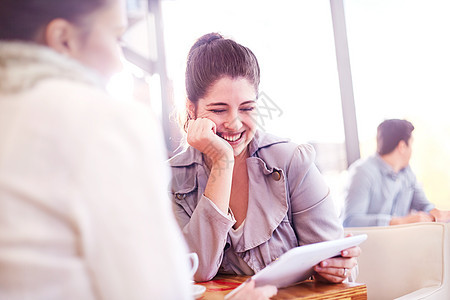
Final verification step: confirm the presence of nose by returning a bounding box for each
[224,112,243,131]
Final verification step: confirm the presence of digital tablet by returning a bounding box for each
[252,234,367,288]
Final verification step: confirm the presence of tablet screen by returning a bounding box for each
[252,234,367,288]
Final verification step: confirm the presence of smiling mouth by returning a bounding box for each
[217,131,244,143]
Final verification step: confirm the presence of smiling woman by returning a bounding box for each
[169,33,361,284]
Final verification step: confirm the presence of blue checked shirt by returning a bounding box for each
[343,154,434,227]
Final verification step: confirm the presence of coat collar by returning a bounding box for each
[169,130,289,167]
[170,130,292,253]
[0,41,104,94]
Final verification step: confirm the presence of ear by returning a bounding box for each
[397,140,407,153]
[186,98,196,119]
[44,19,81,56]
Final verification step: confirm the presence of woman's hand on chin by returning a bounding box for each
[187,118,234,165]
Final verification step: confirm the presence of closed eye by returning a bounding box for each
[208,109,226,114]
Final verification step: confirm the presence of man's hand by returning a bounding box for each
[390,211,434,225]
[429,208,450,223]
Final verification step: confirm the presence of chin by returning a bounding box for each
[233,150,243,157]
[232,145,247,157]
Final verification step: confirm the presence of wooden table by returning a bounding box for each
[195,274,367,299]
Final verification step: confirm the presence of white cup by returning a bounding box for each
[187,252,199,278]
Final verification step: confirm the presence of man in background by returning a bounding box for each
[343,119,450,227]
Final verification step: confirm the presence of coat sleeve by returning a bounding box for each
[287,144,344,244]
[171,186,235,281]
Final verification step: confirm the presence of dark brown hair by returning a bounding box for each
[0,0,110,41]
[377,119,414,155]
[183,32,260,130]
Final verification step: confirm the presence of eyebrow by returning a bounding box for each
[240,100,257,105]
[206,102,228,107]
[206,100,256,107]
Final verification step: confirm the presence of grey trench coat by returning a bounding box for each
[169,130,343,281]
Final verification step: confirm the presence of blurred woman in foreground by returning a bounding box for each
[0,0,193,299]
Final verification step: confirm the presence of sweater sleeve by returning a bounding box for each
[75,99,193,299]
[0,81,192,300]
[288,144,344,245]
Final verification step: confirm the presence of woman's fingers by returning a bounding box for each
[313,242,361,283]
[186,118,215,141]
[314,272,347,283]
[256,285,278,299]
[341,245,361,258]
[314,266,348,283]
[227,279,277,300]
[186,118,233,162]
[314,255,358,283]
[318,256,357,269]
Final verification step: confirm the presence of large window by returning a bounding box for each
[344,0,450,209]
[161,0,347,173]
[118,0,449,211]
